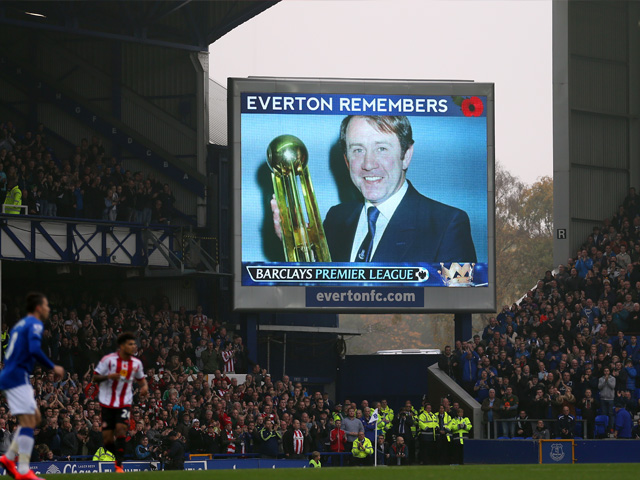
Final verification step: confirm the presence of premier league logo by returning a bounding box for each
[549,443,565,462]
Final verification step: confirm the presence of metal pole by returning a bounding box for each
[267,336,271,373]
[374,414,378,467]
[282,333,287,378]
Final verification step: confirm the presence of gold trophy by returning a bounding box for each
[267,135,331,262]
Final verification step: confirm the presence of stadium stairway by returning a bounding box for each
[427,363,482,438]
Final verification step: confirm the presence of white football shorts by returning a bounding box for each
[3,384,37,415]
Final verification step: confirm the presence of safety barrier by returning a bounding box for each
[0,459,310,474]
[465,439,640,464]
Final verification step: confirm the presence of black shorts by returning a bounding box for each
[101,406,130,431]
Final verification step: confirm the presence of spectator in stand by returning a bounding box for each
[515,411,532,438]
[283,419,309,459]
[259,420,280,458]
[0,419,11,455]
[59,418,78,459]
[614,402,633,439]
[375,434,389,465]
[388,435,408,466]
[500,386,518,438]
[341,407,363,453]
[329,419,346,453]
[474,370,491,402]
[579,389,599,439]
[481,389,501,439]
[460,344,479,394]
[532,420,550,440]
[599,367,616,431]
[135,436,156,461]
[556,406,575,439]
[438,345,458,379]
[201,342,220,374]
[150,199,167,224]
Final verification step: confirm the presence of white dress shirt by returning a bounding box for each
[349,181,409,262]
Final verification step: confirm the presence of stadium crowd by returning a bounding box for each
[438,186,640,440]
[0,291,471,467]
[0,120,175,223]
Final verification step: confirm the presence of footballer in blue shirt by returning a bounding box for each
[0,293,64,480]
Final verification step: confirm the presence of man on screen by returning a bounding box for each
[272,115,476,263]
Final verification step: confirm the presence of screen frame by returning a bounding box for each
[229,77,496,313]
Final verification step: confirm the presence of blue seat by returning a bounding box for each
[497,436,510,439]
[574,422,583,437]
[594,415,608,438]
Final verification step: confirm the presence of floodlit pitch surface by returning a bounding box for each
[40,464,640,480]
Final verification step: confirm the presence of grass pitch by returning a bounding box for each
[41,464,640,480]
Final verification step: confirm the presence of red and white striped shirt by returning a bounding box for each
[94,353,145,408]
[221,350,234,373]
[293,430,304,454]
[226,430,235,454]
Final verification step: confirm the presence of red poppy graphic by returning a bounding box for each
[461,96,484,117]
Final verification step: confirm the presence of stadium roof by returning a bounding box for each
[0,1,277,51]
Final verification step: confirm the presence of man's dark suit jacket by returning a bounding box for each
[323,183,477,263]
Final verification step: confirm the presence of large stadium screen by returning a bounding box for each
[229,78,495,312]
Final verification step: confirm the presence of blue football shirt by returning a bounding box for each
[0,315,54,390]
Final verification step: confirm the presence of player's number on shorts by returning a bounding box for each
[121,410,130,420]
[4,332,18,360]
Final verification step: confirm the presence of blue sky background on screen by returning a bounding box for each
[241,113,488,263]
[209,0,552,185]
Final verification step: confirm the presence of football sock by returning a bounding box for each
[5,426,21,461]
[114,436,126,466]
[17,428,34,475]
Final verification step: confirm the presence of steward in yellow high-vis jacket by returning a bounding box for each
[93,447,116,461]
[447,408,472,465]
[4,181,22,215]
[417,403,439,465]
[351,431,373,466]
[379,399,394,434]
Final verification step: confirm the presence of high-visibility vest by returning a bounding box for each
[447,416,472,444]
[309,459,321,468]
[418,411,439,440]
[4,186,21,214]
[351,438,373,458]
[409,407,418,437]
[93,447,115,461]
[379,407,394,431]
